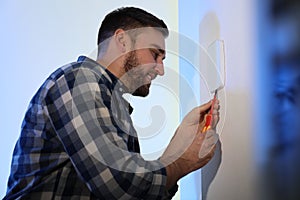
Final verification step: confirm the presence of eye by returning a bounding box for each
[150,49,160,60]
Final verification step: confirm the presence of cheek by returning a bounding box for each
[135,50,155,64]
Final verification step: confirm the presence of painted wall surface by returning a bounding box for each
[178,0,258,199]
[198,0,258,199]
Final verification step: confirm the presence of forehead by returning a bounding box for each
[132,27,166,50]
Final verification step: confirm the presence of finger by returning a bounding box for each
[199,148,215,162]
[198,130,218,151]
[211,100,220,128]
[205,130,219,145]
[183,101,212,125]
[198,100,213,113]
[212,108,220,115]
[203,130,218,145]
[204,129,215,139]
[206,144,217,158]
[212,112,220,128]
[212,100,220,111]
[199,140,217,159]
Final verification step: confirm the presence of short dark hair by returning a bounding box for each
[97,7,169,46]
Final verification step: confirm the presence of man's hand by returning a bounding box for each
[160,100,220,189]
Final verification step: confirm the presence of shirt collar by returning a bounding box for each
[77,56,133,114]
[77,56,130,93]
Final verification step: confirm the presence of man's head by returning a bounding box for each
[97,7,168,97]
[97,7,168,50]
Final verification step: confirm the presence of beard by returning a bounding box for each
[123,51,151,97]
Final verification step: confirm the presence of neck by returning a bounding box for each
[97,56,124,79]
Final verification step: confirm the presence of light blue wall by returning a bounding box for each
[0,1,103,196]
[178,1,206,199]
[0,0,179,197]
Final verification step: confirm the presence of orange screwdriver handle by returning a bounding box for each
[202,114,212,132]
[201,90,218,133]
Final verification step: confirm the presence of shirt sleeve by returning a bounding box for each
[45,67,173,199]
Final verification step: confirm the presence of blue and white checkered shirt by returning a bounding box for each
[4,56,177,199]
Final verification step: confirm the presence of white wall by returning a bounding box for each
[197,0,259,199]
[177,0,258,199]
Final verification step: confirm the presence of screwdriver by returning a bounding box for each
[202,90,218,132]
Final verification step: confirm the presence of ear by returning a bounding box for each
[114,29,127,53]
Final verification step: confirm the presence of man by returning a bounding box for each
[4,7,219,199]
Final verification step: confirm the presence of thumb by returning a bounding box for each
[182,101,212,125]
[198,101,212,124]
[199,100,212,114]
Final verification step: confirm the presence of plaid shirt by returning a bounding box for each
[4,56,177,200]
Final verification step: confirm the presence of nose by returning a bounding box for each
[155,59,165,76]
